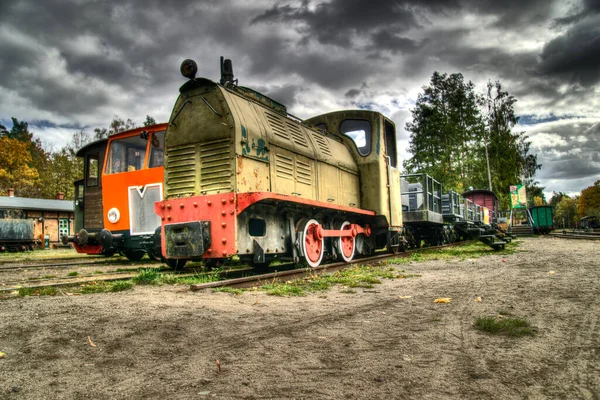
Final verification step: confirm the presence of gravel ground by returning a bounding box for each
[0,237,599,399]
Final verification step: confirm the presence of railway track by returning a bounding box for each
[550,231,600,240]
[0,257,153,272]
[189,243,452,291]
[1,241,480,294]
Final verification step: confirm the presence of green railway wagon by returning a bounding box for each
[529,205,554,234]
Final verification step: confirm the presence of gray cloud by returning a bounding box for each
[0,0,598,197]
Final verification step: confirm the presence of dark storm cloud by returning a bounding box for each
[252,84,306,107]
[536,15,600,87]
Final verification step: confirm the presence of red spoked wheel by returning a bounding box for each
[301,219,324,268]
[337,221,355,262]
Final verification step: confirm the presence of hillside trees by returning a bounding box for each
[404,74,541,209]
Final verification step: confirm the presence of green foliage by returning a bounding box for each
[94,115,137,139]
[143,115,157,126]
[474,316,534,336]
[404,72,485,192]
[404,74,541,208]
[18,287,57,296]
[555,196,579,228]
[66,271,79,277]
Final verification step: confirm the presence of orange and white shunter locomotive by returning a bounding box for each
[154,58,404,269]
[64,124,167,261]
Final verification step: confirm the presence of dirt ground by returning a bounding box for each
[1,237,599,399]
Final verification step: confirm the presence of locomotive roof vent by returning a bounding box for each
[220,56,237,86]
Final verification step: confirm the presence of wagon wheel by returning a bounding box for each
[146,248,161,261]
[337,221,355,262]
[299,219,324,268]
[164,257,187,270]
[124,249,145,262]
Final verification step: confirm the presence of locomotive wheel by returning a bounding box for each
[300,219,324,268]
[146,249,161,261]
[164,257,187,270]
[337,221,355,262]
[124,249,145,262]
[386,231,402,254]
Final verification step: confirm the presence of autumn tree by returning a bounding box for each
[578,180,600,217]
[0,137,40,195]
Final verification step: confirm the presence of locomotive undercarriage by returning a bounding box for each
[237,201,385,268]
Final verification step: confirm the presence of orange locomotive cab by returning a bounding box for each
[64,124,167,261]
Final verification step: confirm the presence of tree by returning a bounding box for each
[480,81,541,209]
[555,196,579,229]
[549,192,568,209]
[0,137,40,195]
[143,115,157,126]
[578,180,600,217]
[403,72,485,192]
[94,115,137,139]
[527,184,546,207]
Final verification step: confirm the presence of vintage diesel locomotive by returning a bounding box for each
[154,59,404,269]
[64,124,168,261]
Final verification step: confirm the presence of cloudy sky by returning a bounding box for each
[1,0,598,199]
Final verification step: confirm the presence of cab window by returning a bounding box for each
[86,154,99,187]
[384,120,397,168]
[148,130,165,168]
[105,135,147,174]
[340,119,371,156]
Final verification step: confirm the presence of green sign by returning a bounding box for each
[510,185,527,209]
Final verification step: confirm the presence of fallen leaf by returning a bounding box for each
[474,296,482,302]
[548,271,556,275]
[87,336,96,347]
[198,391,211,396]
[398,295,412,299]
[434,298,452,303]
[252,300,259,305]
[216,359,221,373]
[396,275,406,279]
[502,260,506,262]
[0,351,6,358]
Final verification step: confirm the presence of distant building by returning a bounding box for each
[0,188,74,246]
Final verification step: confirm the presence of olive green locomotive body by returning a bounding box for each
[155,61,403,268]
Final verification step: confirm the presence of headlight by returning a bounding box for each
[107,208,120,223]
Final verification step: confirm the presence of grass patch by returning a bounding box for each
[260,265,406,297]
[66,271,79,277]
[131,268,160,284]
[78,280,134,294]
[387,241,519,266]
[213,286,243,296]
[474,315,535,337]
[18,287,57,297]
[93,270,104,274]
[40,275,56,279]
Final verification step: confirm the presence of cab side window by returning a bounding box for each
[86,154,99,187]
[340,119,371,156]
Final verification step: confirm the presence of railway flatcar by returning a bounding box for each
[64,124,167,261]
[154,58,403,269]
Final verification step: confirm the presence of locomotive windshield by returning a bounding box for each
[148,130,165,168]
[105,135,148,174]
[340,119,371,156]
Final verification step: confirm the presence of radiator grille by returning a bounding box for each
[287,123,309,148]
[310,131,332,157]
[129,184,162,235]
[275,154,294,180]
[265,113,289,141]
[199,139,233,192]
[166,144,196,197]
[296,159,312,185]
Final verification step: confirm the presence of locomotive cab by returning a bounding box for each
[64,124,167,261]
